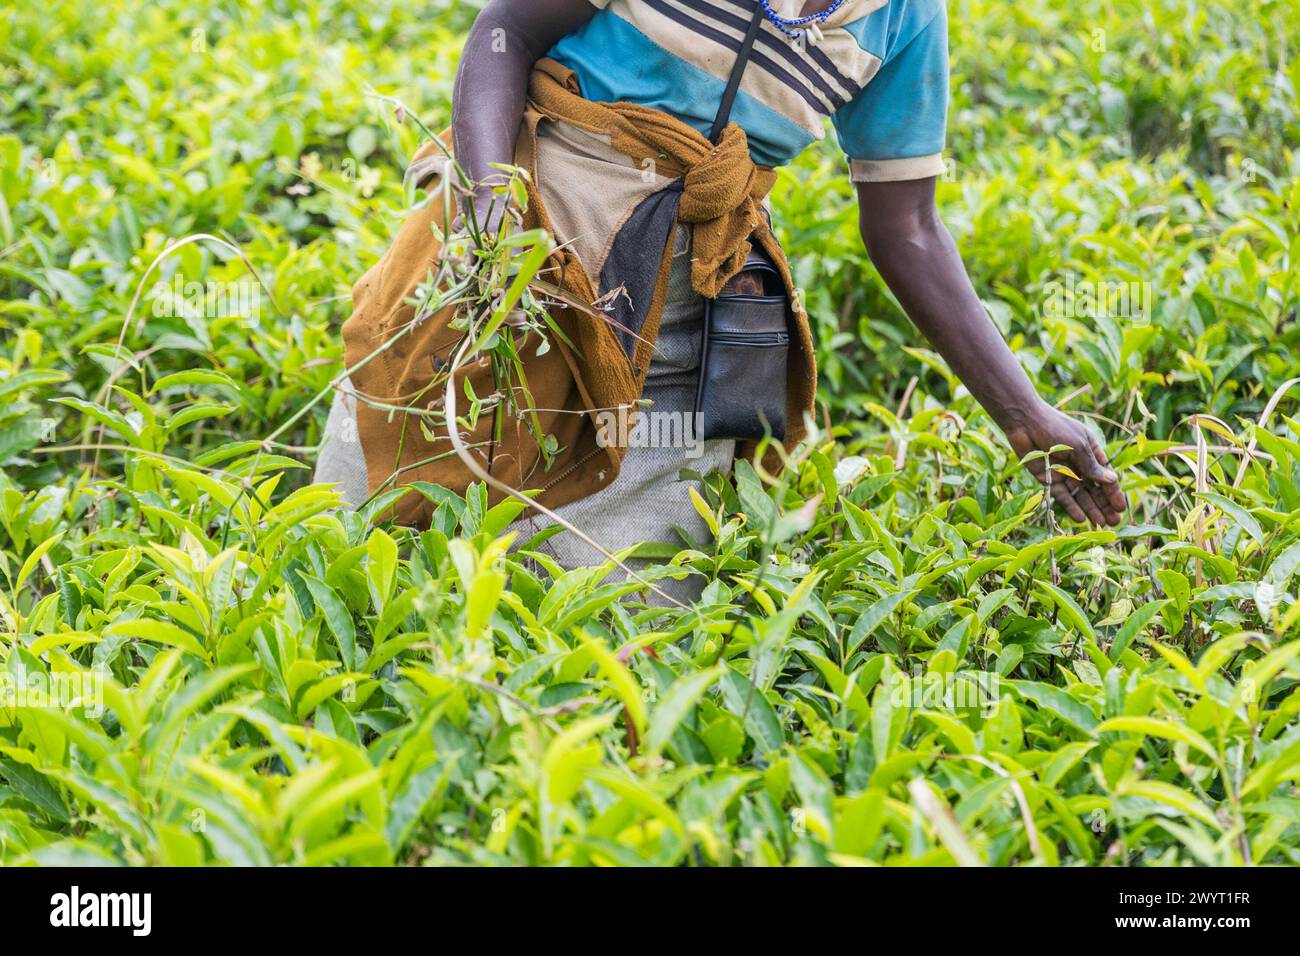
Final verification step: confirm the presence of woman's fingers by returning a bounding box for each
[1088,434,1111,469]
[1063,430,1126,524]
[1022,420,1126,526]
[1064,478,1109,526]
[1038,459,1114,527]
[1046,477,1088,523]
[1068,455,1123,526]
[1088,435,1128,515]
[1071,432,1115,486]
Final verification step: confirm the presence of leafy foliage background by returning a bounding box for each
[1,0,1299,865]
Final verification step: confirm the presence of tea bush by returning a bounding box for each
[1,0,1298,865]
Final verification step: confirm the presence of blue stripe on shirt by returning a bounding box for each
[835,0,948,161]
[548,10,817,167]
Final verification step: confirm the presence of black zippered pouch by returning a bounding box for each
[690,3,791,444]
[694,246,790,442]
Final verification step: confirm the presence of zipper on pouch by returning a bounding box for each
[708,331,789,347]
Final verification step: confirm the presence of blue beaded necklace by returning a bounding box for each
[758,0,849,38]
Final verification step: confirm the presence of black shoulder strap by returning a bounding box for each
[707,4,766,145]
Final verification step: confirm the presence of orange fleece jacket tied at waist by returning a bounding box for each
[340,59,816,527]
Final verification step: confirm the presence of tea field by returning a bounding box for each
[1,0,1299,865]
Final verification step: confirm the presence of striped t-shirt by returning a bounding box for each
[548,0,949,181]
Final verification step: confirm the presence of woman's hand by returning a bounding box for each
[451,185,512,245]
[1003,402,1126,527]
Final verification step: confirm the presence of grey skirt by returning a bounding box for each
[314,225,734,591]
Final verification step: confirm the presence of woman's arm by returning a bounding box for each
[856,177,1126,526]
[451,0,599,225]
